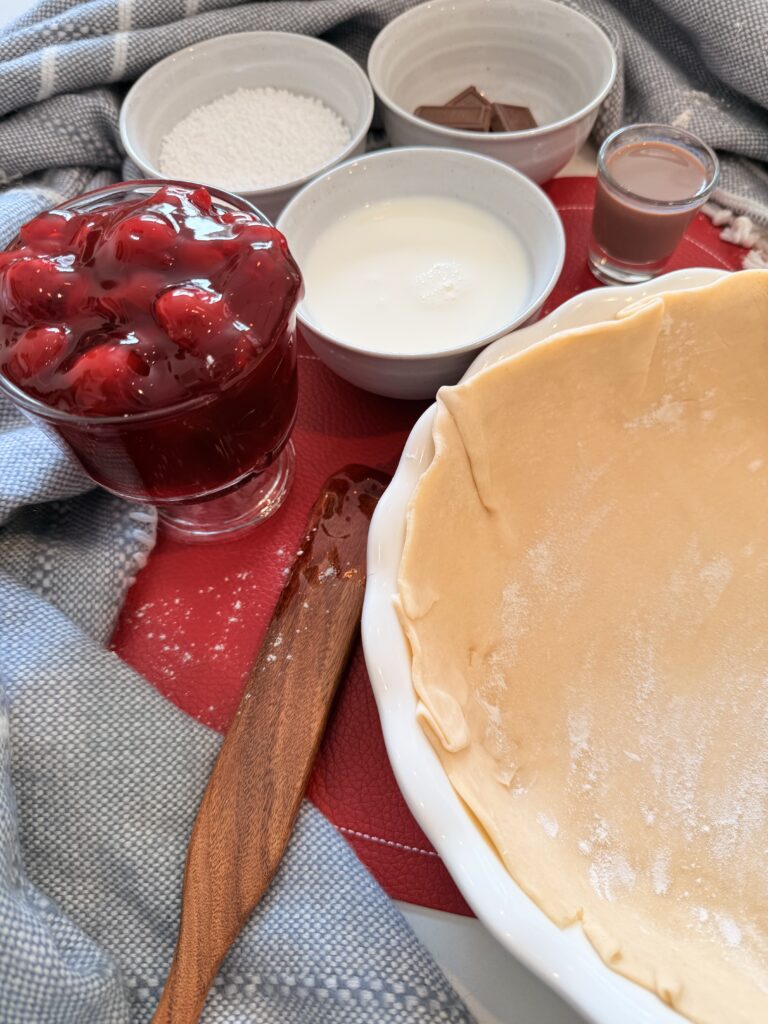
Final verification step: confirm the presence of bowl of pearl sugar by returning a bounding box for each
[119,31,374,222]
[276,147,565,399]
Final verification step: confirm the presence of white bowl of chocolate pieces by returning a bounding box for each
[368,0,617,183]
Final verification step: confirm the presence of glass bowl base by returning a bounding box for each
[157,441,295,543]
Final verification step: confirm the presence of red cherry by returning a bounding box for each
[152,185,187,208]
[238,222,281,248]
[105,212,177,267]
[70,209,115,265]
[94,270,158,324]
[18,210,78,254]
[226,240,302,341]
[220,210,252,226]
[154,285,231,352]
[175,235,231,277]
[3,324,70,383]
[189,187,213,214]
[67,337,152,415]
[1,254,86,322]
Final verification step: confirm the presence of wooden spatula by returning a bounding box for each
[151,465,388,1024]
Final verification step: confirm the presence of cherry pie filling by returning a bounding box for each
[0,184,302,501]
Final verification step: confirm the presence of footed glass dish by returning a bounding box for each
[0,180,302,541]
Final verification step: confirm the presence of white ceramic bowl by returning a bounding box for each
[368,0,617,184]
[276,147,565,399]
[119,31,374,222]
[362,267,728,1024]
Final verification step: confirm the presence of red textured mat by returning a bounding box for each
[112,177,745,917]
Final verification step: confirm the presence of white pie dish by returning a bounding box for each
[362,267,728,1024]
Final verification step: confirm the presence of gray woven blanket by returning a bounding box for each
[0,409,476,1024]
[1,1,767,1022]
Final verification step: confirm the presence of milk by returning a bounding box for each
[301,195,531,354]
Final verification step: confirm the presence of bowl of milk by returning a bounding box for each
[277,147,564,399]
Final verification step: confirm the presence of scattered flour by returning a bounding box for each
[642,807,657,826]
[715,913,743,948]
[568,710,592,762]
[527,539,554,578]
[537,812,560,839]
[698,556,734,605]
[671,88,723,130]
[589,851,637,903]
[625,394,685,432]
[651,852,671,896]
[499,580,530,658]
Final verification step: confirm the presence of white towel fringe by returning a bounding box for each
[126,506,158,579]
[128,509,156,525]
[703,202,768,269]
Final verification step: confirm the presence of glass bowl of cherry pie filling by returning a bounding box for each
[0,180,303,541]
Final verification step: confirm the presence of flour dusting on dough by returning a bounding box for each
[567,703,608,796]
[589,851,637,902]
[568,710,592,763]
[699,556,733,605]
[652,852,671,896]
[716,914,743,948]
[499,580,529,659]
[625,394,685,432]
[527,539,554,578]
[537,812,560,839]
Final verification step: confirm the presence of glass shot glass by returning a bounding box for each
[588,124,720,285]
[0,181,301,542]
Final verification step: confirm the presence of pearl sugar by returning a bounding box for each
[158,87,351,192]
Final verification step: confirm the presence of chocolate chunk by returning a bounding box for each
[446,86,491,111]
[490,103,537,132]
[414,104,492,131]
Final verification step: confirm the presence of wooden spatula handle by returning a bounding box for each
[152,465,388,1024]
